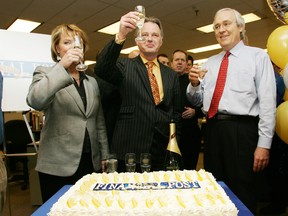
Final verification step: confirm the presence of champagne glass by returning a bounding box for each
[140,153,151,173]
[197,65,208,83]
[125,153,136,172]
[134,5,145,42]
[74,34,88,71]
[106,154,118,173]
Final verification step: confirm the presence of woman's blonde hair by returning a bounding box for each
[50,24,88,62]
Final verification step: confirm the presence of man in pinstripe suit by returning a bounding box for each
[95,11,181,172]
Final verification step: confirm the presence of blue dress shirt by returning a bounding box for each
[187,41,276,149]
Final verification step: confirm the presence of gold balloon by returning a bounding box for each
[267,0,288,24]
[285,12,288,23]
[267,25,288,69]
[276,101,288,144]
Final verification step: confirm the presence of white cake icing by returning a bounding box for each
[48,169,238,216]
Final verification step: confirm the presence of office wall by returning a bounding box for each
[0,29,54,112]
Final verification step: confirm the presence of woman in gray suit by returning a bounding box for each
[26,24,109,202]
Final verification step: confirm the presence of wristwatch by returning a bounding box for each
[115,33,126,45]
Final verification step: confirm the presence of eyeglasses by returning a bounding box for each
[213,21,234,31]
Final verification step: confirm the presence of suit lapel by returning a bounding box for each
[159,64,169,102]
[84,77,95,116]
[65,83,86,115]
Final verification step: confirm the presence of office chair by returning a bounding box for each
[4,120,32,190]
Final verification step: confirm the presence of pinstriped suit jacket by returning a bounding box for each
[95,39,181,164]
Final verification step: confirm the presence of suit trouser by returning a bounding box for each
[204,115,259,213]
[179,123,201,170]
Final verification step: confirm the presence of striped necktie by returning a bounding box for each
[208,52,230,118]
[146,62,161,105]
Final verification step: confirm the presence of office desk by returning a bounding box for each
[31,181,253,216]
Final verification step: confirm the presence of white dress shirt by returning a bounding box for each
[187,41,276,149]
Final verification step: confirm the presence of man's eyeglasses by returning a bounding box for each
[213,21,234,31]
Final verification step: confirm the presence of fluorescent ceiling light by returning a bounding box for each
[196,13,261,33]
[242,13,261,23]
[7,19,41,32]
[85,60,96,66]
[196,24,214,33]
[120,46,139,54]
[187,44,221,53]
[98,21,120,35]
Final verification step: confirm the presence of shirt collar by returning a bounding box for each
[226,40,244,58]
[140,56,160,68]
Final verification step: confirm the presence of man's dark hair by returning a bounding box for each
[157,53,168,59]
[187,54,194,65]
[172,50,187,61]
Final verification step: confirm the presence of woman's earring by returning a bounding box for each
[57,55,61,61]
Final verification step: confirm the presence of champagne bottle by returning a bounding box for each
[165,120,183,171]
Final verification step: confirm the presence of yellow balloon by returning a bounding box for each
[285,12,288,24]
[276,101,288,144]
[267,25,288,69]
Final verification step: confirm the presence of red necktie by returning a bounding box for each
[208,52,230,118]
[146,62,161,105]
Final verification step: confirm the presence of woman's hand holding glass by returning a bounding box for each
[57,47,83,70]
[74,34,88,71]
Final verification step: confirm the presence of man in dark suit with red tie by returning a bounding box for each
[94,11,181,172]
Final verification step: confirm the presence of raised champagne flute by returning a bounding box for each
[74,34,88,71]
[134,5,145,42]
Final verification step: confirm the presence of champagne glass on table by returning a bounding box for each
[125,153,136,172]
[134,5,145,42]
[74,34,88,71]
[140,153,151,173]
[106,154,118,173]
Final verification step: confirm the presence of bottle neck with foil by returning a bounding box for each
[166,122,181,156]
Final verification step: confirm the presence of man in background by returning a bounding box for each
[170,50,202,170]
[185,54,194,74]
[157,53,170,66]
